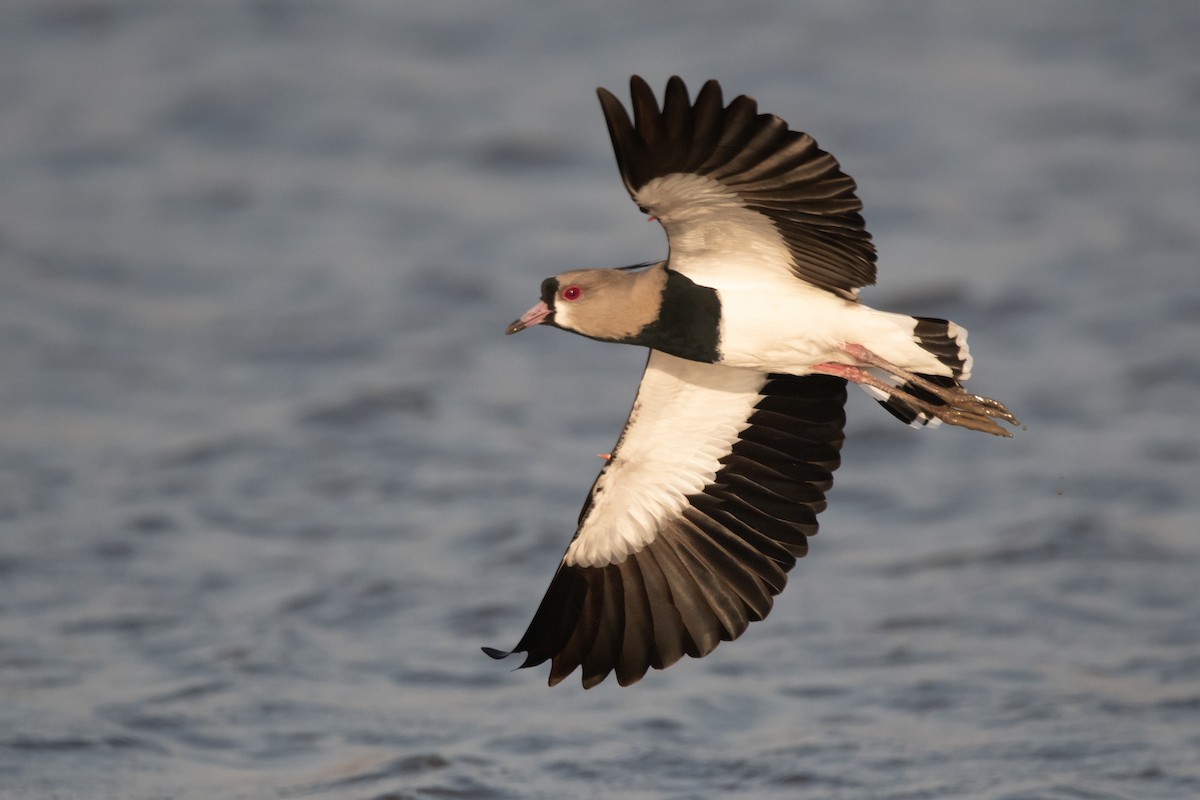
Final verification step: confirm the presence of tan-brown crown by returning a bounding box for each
[551,263,668,341]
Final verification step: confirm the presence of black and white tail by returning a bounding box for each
[875,317,972,428]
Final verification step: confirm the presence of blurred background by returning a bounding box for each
[2,1,1198,798]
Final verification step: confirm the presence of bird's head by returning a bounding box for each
[506,263,666,342]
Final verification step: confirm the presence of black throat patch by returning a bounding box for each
[636,270,721,363]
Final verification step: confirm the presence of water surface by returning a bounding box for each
[2,1,1199,798]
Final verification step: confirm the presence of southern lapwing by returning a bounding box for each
[486,76,1017,688]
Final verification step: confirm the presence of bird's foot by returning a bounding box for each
[815,345,1019,437]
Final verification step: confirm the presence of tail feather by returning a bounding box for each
[847,315,1016,435]
[913,317,972,381]
[866,317,971,429]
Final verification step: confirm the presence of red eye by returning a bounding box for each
[561,285,582,302]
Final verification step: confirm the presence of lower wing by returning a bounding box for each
[485,351,847,688]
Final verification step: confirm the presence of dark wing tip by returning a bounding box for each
[481,646,511,660]
[597,84,637,196]
[629,73,654,99]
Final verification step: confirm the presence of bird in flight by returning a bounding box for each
[486,76,1018,688]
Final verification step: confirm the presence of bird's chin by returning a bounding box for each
[506,300,552,335]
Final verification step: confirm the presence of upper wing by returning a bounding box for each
[484,351,847,688]
[597,75,876,298]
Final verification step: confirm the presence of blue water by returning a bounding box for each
[2,1,1199,798]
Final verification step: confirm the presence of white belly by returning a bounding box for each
[713,281,941,376]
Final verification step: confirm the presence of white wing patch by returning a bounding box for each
[563,352,767,568]
[635,173,795,282]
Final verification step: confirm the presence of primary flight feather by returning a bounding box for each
[487,76,1017,688]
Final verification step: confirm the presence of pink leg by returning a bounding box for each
[813,346,1019,437]
[811,361,886,389]
[810,361,925,410]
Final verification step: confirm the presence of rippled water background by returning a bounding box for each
[3,1,1199,798]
